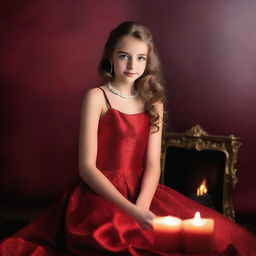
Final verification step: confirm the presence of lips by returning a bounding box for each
[124,72,137,76]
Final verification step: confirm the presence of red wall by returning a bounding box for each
[1,0,256,214]
[140,0,256,214]
[0,0,140,207]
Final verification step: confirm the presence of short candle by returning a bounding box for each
[182,211,215,253]
[153,216,182,252]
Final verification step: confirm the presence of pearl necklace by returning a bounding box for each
[107,82,137,99]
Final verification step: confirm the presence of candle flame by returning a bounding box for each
[193,211,203,226]
[196,179,208,196]
[194,211,201,220]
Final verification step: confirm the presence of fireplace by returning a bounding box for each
[161,125,241,220]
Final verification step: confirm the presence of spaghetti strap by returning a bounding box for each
[98,87,112,109]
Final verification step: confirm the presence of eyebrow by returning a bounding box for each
[117,51,147,56]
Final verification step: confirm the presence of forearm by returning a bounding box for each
[79,166,135,214]
[136,166,161,209]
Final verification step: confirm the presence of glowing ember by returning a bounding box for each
[196,179,208,196]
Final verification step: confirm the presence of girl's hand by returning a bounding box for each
[129,205,156,230]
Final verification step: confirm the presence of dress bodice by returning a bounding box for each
[96,108,150,173]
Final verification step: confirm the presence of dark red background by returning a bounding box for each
[1,0,255,215]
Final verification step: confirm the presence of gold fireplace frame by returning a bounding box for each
[161,125,241,220]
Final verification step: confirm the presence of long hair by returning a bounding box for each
[98,21,166,132]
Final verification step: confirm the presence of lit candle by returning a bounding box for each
[153,216,182,252]
[182,211,215,253]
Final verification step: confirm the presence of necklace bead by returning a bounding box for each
[107,82,137,99]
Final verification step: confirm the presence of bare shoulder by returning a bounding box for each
[80,87,107,116]
[82,87,104,102]
[81,86,106,106]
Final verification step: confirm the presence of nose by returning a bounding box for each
[127,57,135,70]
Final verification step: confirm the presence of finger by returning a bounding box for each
[145,222,153,231]
[149,211,157,218]
[141,222,151,231]
[146,224,153,231]
[143,225,151,231]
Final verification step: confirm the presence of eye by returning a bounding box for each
[137,56,146,62]
[119,54,129,60]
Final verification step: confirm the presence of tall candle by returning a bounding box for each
[153,216,182,252]
[182,211,215,253]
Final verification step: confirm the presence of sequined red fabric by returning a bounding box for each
[0,102,255,255]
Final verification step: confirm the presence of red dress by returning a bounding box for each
[0,88,255,256]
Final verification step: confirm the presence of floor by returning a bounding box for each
[0,220,28,239]
[0,213,255,240]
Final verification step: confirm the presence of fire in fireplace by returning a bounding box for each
[188,179,214,209]
[197,179,207,195]
[161,125,241,220]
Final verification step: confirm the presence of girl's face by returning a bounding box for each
[111,35,148,84]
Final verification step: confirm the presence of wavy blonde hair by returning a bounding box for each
[98,21,166,132]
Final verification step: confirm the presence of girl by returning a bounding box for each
[0,21,255,256]
[78,21,164,232]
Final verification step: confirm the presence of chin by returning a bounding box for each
[122,77,138,84]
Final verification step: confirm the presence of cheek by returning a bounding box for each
[139,62,147,72]
[114,60,126,71]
